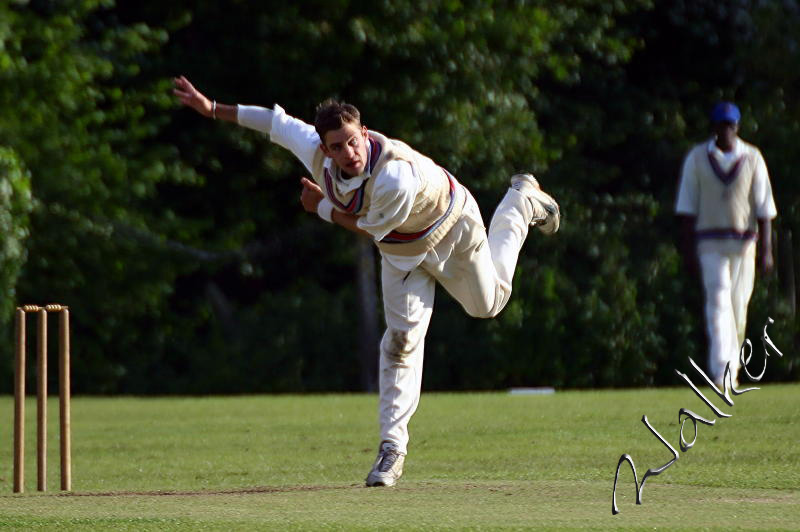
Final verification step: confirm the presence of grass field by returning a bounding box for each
[1,384,798,530]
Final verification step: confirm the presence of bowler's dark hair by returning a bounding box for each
[314,99,361,144]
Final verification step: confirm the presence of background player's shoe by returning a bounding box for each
[510,173,560,234]
[365,442,405,487]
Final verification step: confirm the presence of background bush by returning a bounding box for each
[2,0,798,393]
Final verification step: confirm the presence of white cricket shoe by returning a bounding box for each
[510,173,560,234]
[365,443,405,487]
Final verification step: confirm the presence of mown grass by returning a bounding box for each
[0,383,798,530]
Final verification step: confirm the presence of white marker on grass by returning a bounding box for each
[508,387,555,395]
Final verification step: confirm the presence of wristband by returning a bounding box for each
[317,198,335,223]
[212,100,217,119]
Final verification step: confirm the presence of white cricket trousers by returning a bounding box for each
[698,242,756,384]
[378,185,534,454]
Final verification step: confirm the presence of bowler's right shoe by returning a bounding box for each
[510,173,560,234]
[365,443,405,487]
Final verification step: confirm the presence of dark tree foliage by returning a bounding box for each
[2,0,797,394]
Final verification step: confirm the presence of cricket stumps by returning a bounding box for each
[13,304,71,493]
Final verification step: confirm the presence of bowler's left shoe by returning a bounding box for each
[365,442,405,487]
[510,173,560,234]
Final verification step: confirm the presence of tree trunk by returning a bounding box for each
[356,236,380,392]
[778,228,795,317]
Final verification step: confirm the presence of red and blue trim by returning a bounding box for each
[696,228,757,241]
[381,170,457,244]
[707,152,744,186]
[324,168,365,213]
[367,136,382,172]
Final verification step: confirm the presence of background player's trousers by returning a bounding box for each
[698,242,756,384]
[378,185,534,454]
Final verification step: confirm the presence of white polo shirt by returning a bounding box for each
[238,104,428,270]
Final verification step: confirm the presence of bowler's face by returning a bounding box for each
[321,123,369,177]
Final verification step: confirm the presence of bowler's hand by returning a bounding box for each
[172,75,213,117]
[300,177,324,213]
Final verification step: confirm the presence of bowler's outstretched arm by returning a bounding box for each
[172,76,240,122]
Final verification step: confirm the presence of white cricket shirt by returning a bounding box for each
[675,137,777,254]
[238,104,427,270]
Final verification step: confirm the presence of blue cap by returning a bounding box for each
[711,102,741,124]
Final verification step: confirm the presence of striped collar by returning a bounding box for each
[706,137,744,186]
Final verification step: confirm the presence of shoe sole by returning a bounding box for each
[365,480,394,487]
[529,187,560,234]
[365,476,399,487]
[511,174,560,234]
